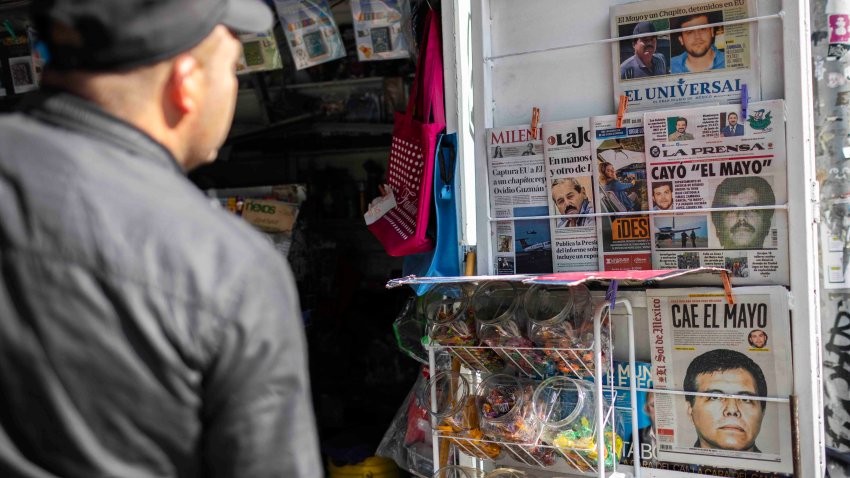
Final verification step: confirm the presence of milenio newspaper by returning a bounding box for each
[611,0,760,111]
[591,112,653,271]
[542,119,599,272]
[648,286,793,474]
[486,124,552,275]
[643,99,788,286]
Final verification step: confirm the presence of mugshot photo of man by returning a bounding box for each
[668,117,694,141]
[552,178,594,227]
[684,349,767,452]
[670,12,726,74]
[748,329,769,349]
[711,176,776,249]
[521,142,536,156]
[721,112,745,137]
[652,181,674,210]
[620,22,668,79]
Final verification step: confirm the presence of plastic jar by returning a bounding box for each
[421,371,500,460]
[533,376,621,471]
[525,284,603,378]
[472,281,551,377]
[433,466,484,478]
[484,469,529,478]
[476,374,539,444]
[423,284,503,372]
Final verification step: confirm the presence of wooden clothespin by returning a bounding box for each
[721,271,735,305]
[530,107,541,138]
[616,95,629,128]
[741,84,749,120]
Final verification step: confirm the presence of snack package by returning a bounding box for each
[236,29,284,75]
[351,0,411,61]
[273,0,345,70]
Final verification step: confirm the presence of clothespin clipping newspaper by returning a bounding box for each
[616,95,628,128]
[721,270,735,305]
[606,279,619,312]
[741,84,749,120]
[531,107,541,138]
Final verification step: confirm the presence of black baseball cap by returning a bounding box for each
[31,0,274,71]
[632,22,657,36]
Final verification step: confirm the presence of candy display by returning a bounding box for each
[423,371,501,460]
[502,442,558,467]
[472,281,553,377]
[477,374,539,444]
[525,285,609,378]
[423,284,504,372]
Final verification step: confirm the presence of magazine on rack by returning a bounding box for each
[486,125,552,275]
[643,100,788,285]
[610,0,760,111]
[542,119,598,272]
[274,0,345,70]
[647,286,793,474]
[591,112,652,271]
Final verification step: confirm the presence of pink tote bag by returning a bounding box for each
[367,10,445,256]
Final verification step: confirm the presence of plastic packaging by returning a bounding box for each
[525,284,605,378]
[476,374,539,444]
[376,368,433,476]
[472,281,552,377]
[423,284,503,372]
[533,376,622,471]
[273,0,346,70]
[350,0,411,61]
[421,371,500,460]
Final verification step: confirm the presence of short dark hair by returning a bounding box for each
[676,117,688,126]
[728,112,738,119]
[684,349,768,410]
[711,176,775,228]
[653,181,672,192]
[671,11,723,33]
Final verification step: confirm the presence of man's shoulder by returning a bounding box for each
[670,52,688,73]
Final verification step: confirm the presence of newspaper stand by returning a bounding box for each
[428,0,820,476]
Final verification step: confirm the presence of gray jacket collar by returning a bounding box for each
[24,90,183,174]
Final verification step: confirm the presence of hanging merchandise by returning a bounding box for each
[376,368,435,477]
[236,29,284,75]
[365,9,445,256]
[350,0,411,61]
[273,0,345,70]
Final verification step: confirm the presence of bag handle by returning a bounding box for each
[404,10,433,120]
[419,10,445,126]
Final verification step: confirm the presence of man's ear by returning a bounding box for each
[678,34,684,46]
[687,400,694,421]
[168,54,203,115]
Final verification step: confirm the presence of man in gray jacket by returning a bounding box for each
[0,0,321,477]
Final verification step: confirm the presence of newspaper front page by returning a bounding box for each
[644,100,788,285]
[647,287,793,474]
[611,0,760,111]
[542,119,598,272]
[591,113,652,271]
[487,125,552,275]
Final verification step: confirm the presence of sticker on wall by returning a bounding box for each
[828,14,850,60]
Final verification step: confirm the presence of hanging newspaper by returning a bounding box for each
[611,0,760,111]
[236,30,284,75]
[648,286,793,474]
[591,112,652,271]
[644,100,788,285]
[351,0,411,61]
[487,125,552,275]
[542,119,598,272]
[274,0,346,70]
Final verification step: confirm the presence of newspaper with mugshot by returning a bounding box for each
[643,100,788,286]
[486,124,553,275]
[542,119,599,272]
[591,112,653,271]
[610,0,760,111]
[647,286,793,474]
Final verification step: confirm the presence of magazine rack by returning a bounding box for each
[435,0,819,477]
